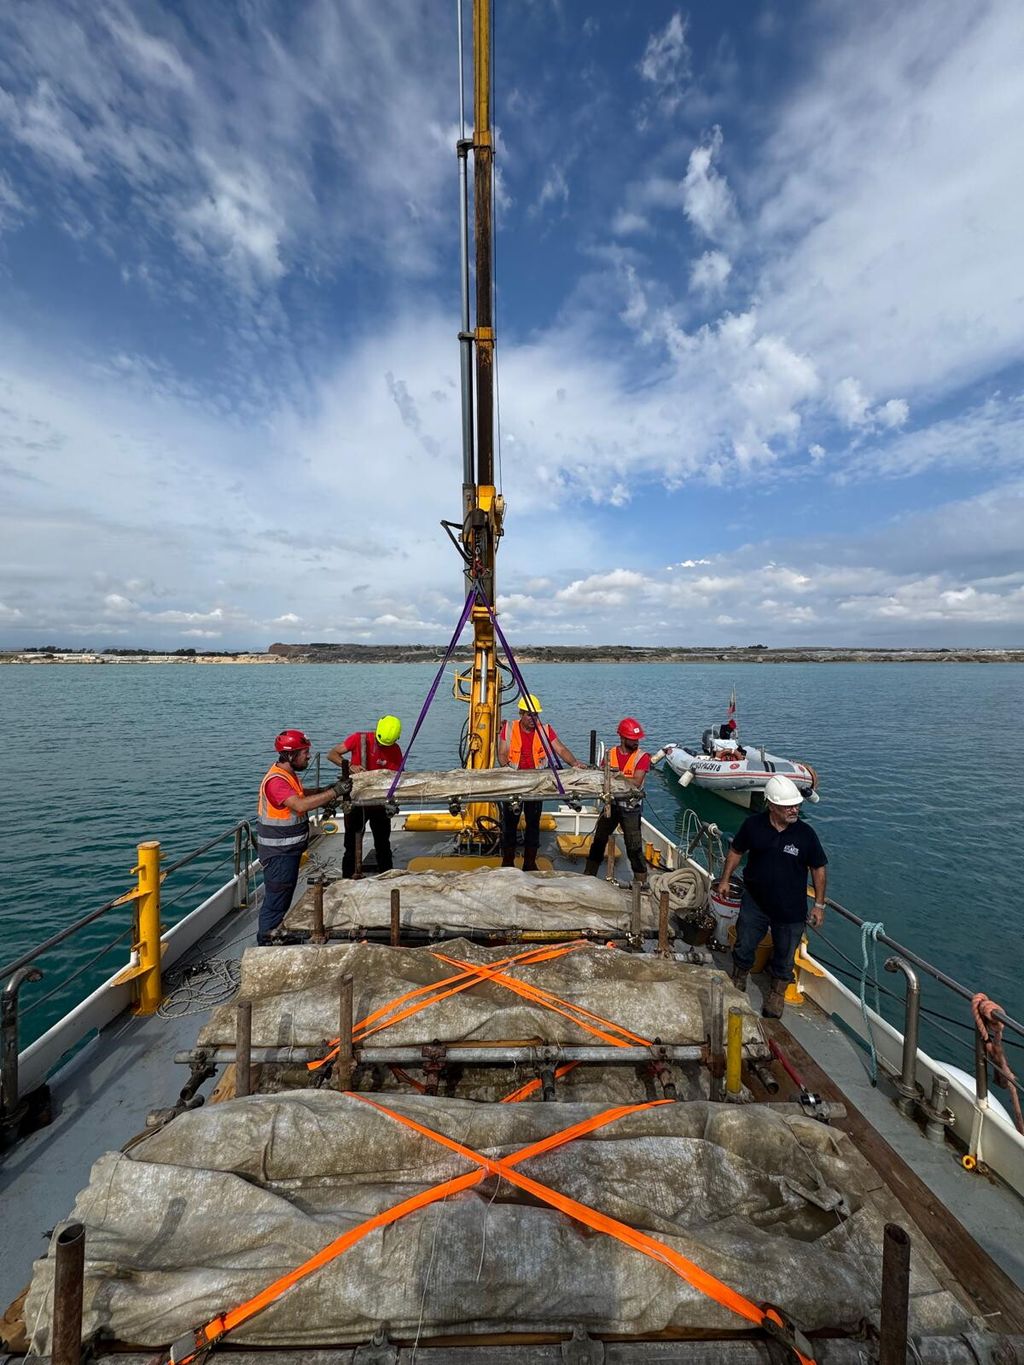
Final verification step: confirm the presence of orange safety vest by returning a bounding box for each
[256,763,309,854]
[503,719,550,769]
[609,745,643,777]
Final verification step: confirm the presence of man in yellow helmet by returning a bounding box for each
[497,694,584,871]
[327,715,403,878]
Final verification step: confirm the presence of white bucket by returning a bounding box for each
[709,879,742,940]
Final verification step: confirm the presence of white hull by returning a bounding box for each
[664,742,819,808]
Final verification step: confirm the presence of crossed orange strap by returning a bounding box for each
[166,1095,813,1365]
[308,939,650,1073]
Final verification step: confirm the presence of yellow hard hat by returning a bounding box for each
[375,715,402,746]
[518,693,542,714]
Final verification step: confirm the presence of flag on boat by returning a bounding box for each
[727,688,737,721]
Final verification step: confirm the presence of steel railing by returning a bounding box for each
[0,819,259,1131]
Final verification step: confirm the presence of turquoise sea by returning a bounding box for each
[2,662,1021,1075]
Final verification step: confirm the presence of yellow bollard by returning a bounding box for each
[133,840,163,1015]
[726,1005,744,1097]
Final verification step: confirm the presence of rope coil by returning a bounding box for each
[972,993,1024,1134]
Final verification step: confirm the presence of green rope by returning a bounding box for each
[859,921,886,1085]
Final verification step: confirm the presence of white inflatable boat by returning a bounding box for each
[662,726,820,809]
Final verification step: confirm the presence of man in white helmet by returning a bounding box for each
[714,774,828,1019]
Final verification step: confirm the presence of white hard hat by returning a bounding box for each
[764,775,804,807]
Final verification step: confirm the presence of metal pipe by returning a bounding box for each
[630,882,643,941]
[588,729,597,765]
[925,1074,951,1144]
[133,840,163,1016]
[726,1006,743,1098]
[336,974,354,1091]
[709,976,726,1102]
[749,1058,780,1095]
[456,0,474,491]
[2,965,43,1120]
[178,1043,708,1067]
[658,890,670,956]
[974,1027,988,1105]
[52,1220,85,1365]
[879,1223,911,1365]
[884,955,921,1117]
[390,889,401,947]
[235,1001,252,1098]
[310,878,326,945]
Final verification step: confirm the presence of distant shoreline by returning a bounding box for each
[3,647,1022,665]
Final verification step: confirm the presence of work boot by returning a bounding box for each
[762,978,787,1020]
[521,847,539,873]
[730,964,749,993]
[500,846,517,868]
[583,860,600,877]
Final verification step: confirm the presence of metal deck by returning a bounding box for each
[2,819,1023,1345]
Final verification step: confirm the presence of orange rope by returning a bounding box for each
[972,993,1024,1134]
[168,1098,670,1363]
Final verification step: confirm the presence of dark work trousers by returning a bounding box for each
[258,849,303,942]
[587,801,647,878]
[732,891,805,983]
[501,799,542,853]
[343,805,394,878]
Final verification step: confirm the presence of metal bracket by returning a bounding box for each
[784,1176,851,1218]
[560,1325,605,1363]
[353,1326,399,1364]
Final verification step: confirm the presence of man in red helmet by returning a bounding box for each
[584,718,651,886]
[255,730,346,944]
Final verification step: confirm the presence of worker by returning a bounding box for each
[256,729,346,945]
[583,717,650,887]
[498,694,584,871]
[327,715,403,879]
[714,774,828,1019]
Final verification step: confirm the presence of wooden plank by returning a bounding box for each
[766,1019,1024,1333]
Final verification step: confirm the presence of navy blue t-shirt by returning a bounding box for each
[731,812,828,924]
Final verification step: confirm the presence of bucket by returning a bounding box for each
[709,878,742,941]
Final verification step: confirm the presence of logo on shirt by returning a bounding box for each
[783,843,800,857]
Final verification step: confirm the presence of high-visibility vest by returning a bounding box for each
[256,763,309,854]
[503,719,549,769]
[610,745,643,777]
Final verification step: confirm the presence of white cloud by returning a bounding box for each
[682,127,737,241]
[755,0,1024,399]
[690,249,731,293]
[639,13,691,104]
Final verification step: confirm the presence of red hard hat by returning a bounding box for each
[617,717,645,740]
[275,728,311,753]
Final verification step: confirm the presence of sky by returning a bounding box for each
[0,0,1022,650]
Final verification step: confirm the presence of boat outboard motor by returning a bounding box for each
[701,728,715,755]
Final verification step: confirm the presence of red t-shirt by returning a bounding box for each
[501,720,558,770]
[341,731,403,772]
[265,775,301,808]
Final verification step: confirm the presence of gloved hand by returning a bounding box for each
[330,778,348,798]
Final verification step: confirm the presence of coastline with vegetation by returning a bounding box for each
[2,643,1022,665]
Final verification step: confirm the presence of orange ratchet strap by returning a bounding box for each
[308,940,589,1071]
[501,1060,580,1103]
[431,948,651,1048]
[164,1098,670,1365]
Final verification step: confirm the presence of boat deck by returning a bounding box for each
[2,820,1023,1348]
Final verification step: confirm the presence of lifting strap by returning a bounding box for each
[164,1098,672,1365]
[501,1059,580,1102]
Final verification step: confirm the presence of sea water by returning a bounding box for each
[2,661,1020,1074]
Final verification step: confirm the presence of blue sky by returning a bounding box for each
[1,0,1022,648]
